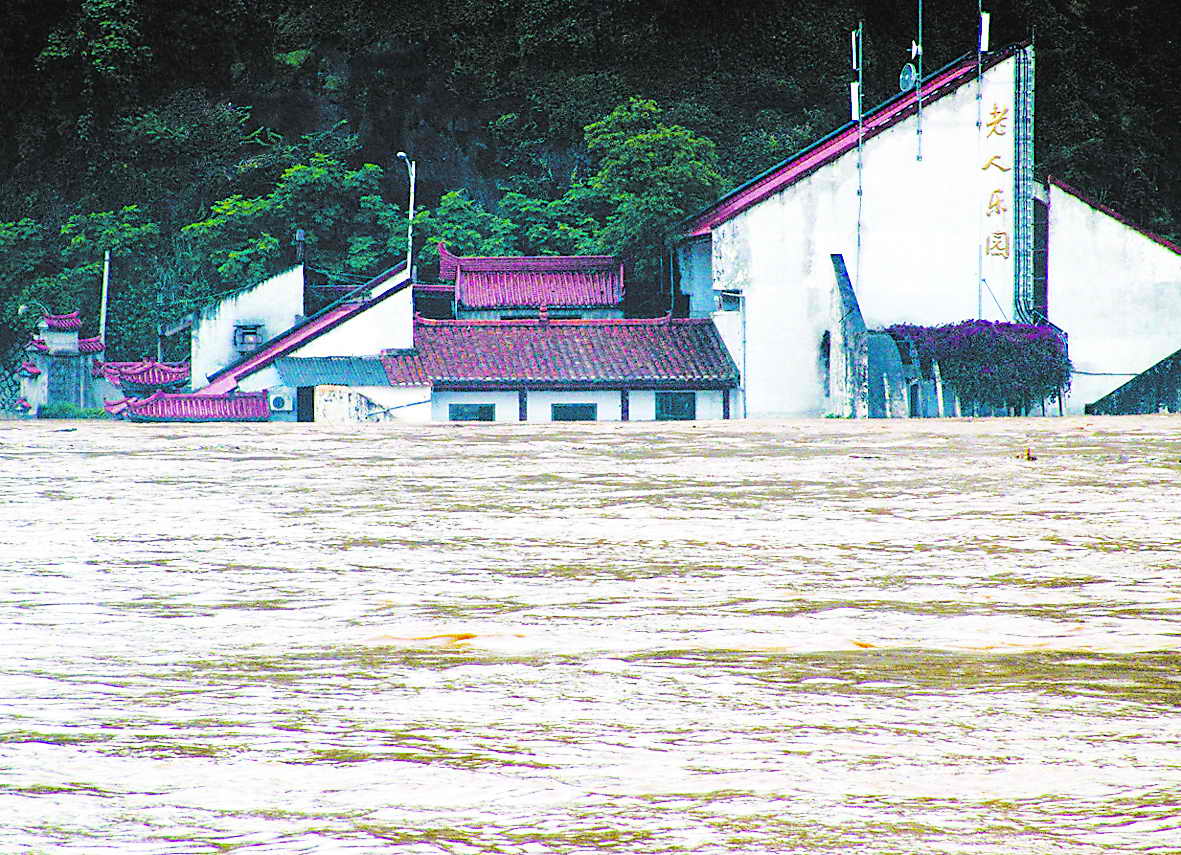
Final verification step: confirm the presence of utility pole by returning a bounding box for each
[99,250,110,342]
[396,152,416,280]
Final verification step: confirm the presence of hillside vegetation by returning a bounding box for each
[1,0,1176,365]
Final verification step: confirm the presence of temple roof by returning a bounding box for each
[18,361,42,377]
[78,337,105,353]
[681,43,1028,237]
[42,311,82,331]
[26,338,48,352]
[381,316,739,389]
[201,261,407,394]
[437,243,624,310]
[111,390,270,422]
[96,360,190,389]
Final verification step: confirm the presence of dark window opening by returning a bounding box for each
[655,391,696,421]
[449,403,496,421]
[1033,198,1049,319]
[551,403,597,421]
[296,386,315,422]
[818,331,831,398]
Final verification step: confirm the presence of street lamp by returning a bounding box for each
[396,151,416,281]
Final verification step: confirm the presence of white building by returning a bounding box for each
[675,42,1181,416]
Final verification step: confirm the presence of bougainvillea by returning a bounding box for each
[885,320,1072,411]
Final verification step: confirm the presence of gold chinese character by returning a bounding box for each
[985,231,1010,258]
[981,155,1011,172]
[986,104,1009,137]
[986,189,1007,217]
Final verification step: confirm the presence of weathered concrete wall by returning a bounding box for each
[191,266,305,385]
[314,385,432,423]
[676,237,715,318]
[1046,184,1181,413]
[705,53,1021,416]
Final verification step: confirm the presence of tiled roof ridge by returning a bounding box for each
[42,311,82,330]
[1048,175,1181,257]
[437,242,620,277]
[78,337,105,353]
[412,314,706,329]
[682,42,1028,236]
[26,338,48,352]
[117,389,271,422]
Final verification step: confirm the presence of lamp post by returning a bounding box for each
[396,151,416,280]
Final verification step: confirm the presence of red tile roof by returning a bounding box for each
[43,311,82,331]
[438,243,624,310]
[119,391,270,422]
[26,338,48,352]
[382,316,738,388]
[18,361,42,377]
[95,360,190,390]
[381,349,429,386]
[682,44,1027,236]
[201,261,407,394]
[78,337,105,353]
[15,397,31,411]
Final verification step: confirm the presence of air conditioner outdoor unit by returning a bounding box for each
[268,390,294,412]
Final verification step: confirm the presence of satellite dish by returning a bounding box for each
[899,63,918,92]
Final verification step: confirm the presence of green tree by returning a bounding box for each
[582,98,724,308]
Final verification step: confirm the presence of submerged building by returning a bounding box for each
[674,42,1181,416]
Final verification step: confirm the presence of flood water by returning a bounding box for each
[1,416,1179,854]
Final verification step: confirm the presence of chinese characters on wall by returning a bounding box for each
[980,98,1015,285]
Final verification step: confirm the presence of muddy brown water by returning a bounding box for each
[1,416,1179,854]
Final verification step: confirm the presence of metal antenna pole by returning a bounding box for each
[977,0,985,317]
[853,22,864,285]
[916,0,923,161]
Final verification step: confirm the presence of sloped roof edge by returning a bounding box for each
[1048,176,1181,257]
[680,42,1029,237]
[201,260,408,392]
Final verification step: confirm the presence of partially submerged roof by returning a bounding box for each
[437,243,624,310]
[108,390,270,422]
[381,316,739,389]
[682,43,1028,237]
[201,261,407,393]
[275,356,390,387]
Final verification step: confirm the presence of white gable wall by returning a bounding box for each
[1047,185,1181,412]
[191,266,305,385]
[297,277,414,357]
[709,55,1020,416]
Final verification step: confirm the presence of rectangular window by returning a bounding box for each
[551,403,597,421]
[655,391,696,421]
[449,403,495,421]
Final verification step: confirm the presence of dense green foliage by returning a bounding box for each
[0,0,1176,373]
[37,402,110,419]
[887,321,1073,411]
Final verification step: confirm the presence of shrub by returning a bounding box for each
[37,402,109,419]
[885,320,1072,411]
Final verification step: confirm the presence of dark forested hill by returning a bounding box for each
[0,0,1177,362]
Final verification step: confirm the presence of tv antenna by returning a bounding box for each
[913,0,923,160]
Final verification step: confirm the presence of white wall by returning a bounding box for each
[708,54,1021,416]
[1047,185,1181,412]
[297,276,414,356]
[191,266,305,385]
[315,385,431,423]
